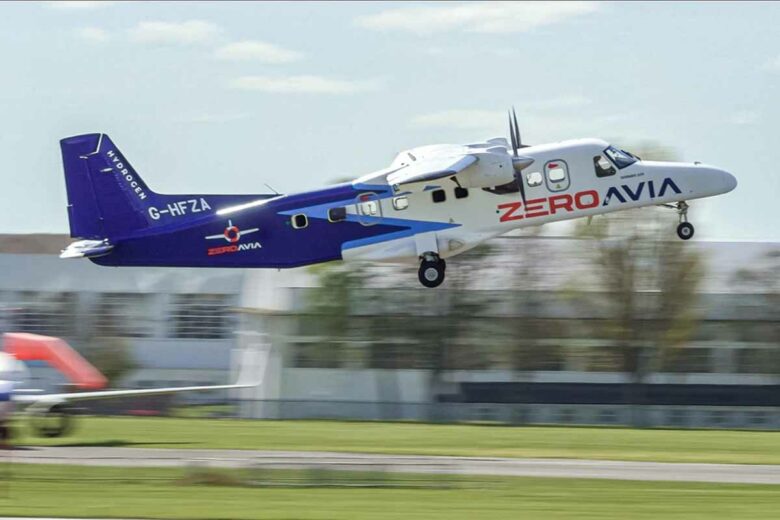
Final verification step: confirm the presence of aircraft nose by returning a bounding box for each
[710,167,737,194]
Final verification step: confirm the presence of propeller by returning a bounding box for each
[508,106,528,206]
[512,107,522,150]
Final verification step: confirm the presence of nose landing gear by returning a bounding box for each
[665,201,695,240]
[418,254,446,288]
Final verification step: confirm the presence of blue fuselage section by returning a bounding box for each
[91,182,448,268]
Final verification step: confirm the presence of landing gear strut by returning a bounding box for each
[0,424,11,444]
[666,201,694,240]
[418,254,446,288]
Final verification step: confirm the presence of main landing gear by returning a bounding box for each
[665,201,694,240]
[0,424,11,445]
[418,254,446,288]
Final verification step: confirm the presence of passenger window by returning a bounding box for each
[328,207,347,222]
[359,200,378,216]
[594,155,616,177]
[454,187,469,199]
[547,163,566,182]
[432,189,446,203]
[526,171,543,187]
[292,214,308,229]
[544,160,570,192]
[393,196,409,210]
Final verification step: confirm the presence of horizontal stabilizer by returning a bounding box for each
[59,239,114,259]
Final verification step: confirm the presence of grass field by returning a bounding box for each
[12,415,780,464]
[0,464,778,520]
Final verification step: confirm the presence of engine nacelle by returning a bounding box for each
[456,151,516,189]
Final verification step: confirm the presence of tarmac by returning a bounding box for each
[3,446,780,484]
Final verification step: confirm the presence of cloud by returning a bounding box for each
[128,20,221,45]
[228,75,379,94]
[214,40,303,63]
[75,27,110,43]
[356,1,600,34]
[762,55,780,72]
[730,110,759,126]
[47,1,114,10]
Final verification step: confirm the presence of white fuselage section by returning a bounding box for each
[345,138,737,262]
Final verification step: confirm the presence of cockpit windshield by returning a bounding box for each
[604,146,638,169]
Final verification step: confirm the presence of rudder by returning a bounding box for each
[61,133,160,239]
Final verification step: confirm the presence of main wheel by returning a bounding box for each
[676,222,694,240]
[30,404,75,438]
[418,259,445,288]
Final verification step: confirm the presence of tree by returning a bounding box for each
[506,226,563,372]
[576,207,704,425]
[574,143,705,425]
[83,336,138,386]
[304,262,370,368]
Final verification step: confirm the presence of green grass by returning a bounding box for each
[11,415,780,464]
[0,464,778,520]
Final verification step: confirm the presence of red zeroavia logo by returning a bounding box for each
[204,220,262,256]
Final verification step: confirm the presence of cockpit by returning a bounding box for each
[604,145,639,168]
[594,145,639,177]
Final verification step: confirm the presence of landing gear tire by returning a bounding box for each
[418,259,446,288]
[30,404,75,438]
[676,222,694,240]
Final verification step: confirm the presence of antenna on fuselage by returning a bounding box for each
[508,106,528,206]
[263,183,280,195]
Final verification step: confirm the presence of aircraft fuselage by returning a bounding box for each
[59,133,737,286]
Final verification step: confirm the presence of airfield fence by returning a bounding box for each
[96,398,780,430]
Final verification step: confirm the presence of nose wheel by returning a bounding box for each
[665,201,694,240]
[677,222,694,240]
[418,255,446,288]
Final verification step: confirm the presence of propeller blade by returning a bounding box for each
[507,107,525,204]
[512,107,521,148]
[508,110,518,155]
[518,176,527,206]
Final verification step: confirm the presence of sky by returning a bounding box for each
[1,1,778,241]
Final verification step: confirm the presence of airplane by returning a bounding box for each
[58,110,737,288]
[0,345,265,440]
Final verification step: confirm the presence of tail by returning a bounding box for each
[60,133,271,243]
[61,133,164,239]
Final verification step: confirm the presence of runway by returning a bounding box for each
[3,447,780,484]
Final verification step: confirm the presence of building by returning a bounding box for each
[0,234,778,428]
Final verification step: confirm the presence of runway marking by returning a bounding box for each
[4,447,780,484]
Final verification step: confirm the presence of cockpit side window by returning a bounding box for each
[594,155,616,177]
[604,146,638,169]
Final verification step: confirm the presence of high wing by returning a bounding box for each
[386,154,477,189]
[14,347,267,405]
